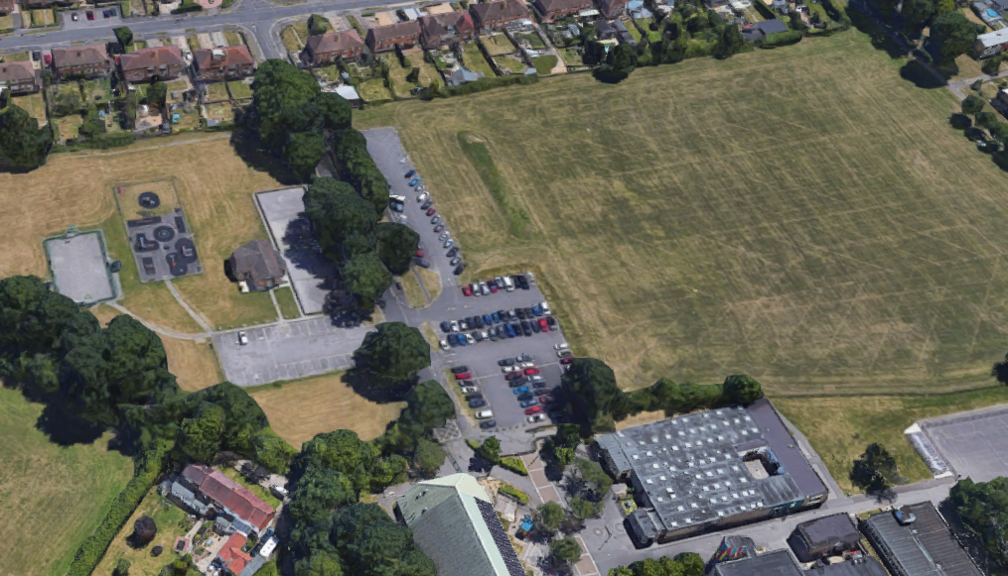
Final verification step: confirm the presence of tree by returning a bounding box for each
[146,81,167,107]
[570,497,603,519]
[673,552,704,576]
[900,0,935,33]
[713,24,745,59]
[549,537,582,566]
[113,26,133,49]
[308,14,332,35]
[477,435,502,462]
[297,429,379,493]
[930,12,977,63]
[315,92,351,131]
[983,54,1004,75]
[0,104,53,172]
[303,178,378,256]
[722,374,763,405]
[284,131,327,182]
[992,352,1008,384]
[394,379,455,440]
[406,67,420,84]
[374,222,420,275]
[950,477,1008,574]
[412,438,446,477]
[177,403,225,462]
[876,0,900,19]
[561,358,632,432]
[934,0,955,17]
[342,252,393,308]
[850,443,902,499]
[354,322,430,382]
[574,457,613,496]
[331,504,436,576]
[990,122,1008,147]
[977,110,998,129]
[537,501,565,532]
[113,558,132,576]
[962,94,986,116]
[295,552,343,576]
[252,59,322,146]
[253,429,298,474]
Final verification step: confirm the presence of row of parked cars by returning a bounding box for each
[395,169,466,276]
[462,274,531,296]
[438,303,558,349]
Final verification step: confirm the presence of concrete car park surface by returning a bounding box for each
[922,404,1008,483]
[213,316,372,385]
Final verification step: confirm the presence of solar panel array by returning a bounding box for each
[475,498,526,576]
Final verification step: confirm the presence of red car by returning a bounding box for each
[538,318,549,331]
[43,54,51,65]
[524,367,541,375]
[86,10,94,19]
[455,372,472,380]
[560,357,574,365]
[488,280,498,293]
[426,208,437,216]
[462,285,473,296]
[416,250,425,258]
[524,406,542,415]
[538,393,555,403]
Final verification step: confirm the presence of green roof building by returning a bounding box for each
[396,474,525,576]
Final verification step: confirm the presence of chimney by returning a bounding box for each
[211,48,225,61]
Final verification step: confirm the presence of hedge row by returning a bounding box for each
[434,74,538,98]
[498,483,530,504]
[761,29,804,48]
[499,456,529,476]
[66,445,169,576]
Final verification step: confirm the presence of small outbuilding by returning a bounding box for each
[788,513,861,562]
[228,239,287,292]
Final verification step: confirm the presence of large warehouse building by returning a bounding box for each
[596,398,827,544]
[860,502,982,576]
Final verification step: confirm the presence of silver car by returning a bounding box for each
[439,231,451,241]
[444,238,454,248]
[417,192,428,202]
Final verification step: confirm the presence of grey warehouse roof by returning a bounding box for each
[713,549,802,576]
[597,399,825,535]
[747,398,827,499]
[862,502,982,576]
[819,557,889,576]
[795,513,860,550]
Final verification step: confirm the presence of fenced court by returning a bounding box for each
[44,227,116,305]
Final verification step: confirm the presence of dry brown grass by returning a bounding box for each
[356,31,1008,397]
[0,134,281,332]
[249,373,405,448]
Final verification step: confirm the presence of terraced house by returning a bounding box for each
[469,0,531,30]
[597,0,631,18]
[365,20,422,52]
[118,46,185,83]
[0,60,39,95]
[191,46,255,81]
[0,0,15,15]
[51,45,112,79]
[533,0,594,22]
[418,11,475,49]
[301,29,365,65]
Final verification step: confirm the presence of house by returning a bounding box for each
[741,17,788,41]
[860,502,983,576]
[118,46,186,83]
[975,28,1008,59]
[215,532,253,576]
[0,60,40,95]
[174,464,276,537]
[445,67,483,86]
[228,239,287,292]
[365,20,422,52]
[613,20,634,43]
[597,0,631,18]
[533,0,594,22]
[51,45,112,79]
[301,30,365,65]
[788,514,862,562]
[20,0,57,8]
[0,0,16,15]
[419,11,475,48]
[595,398,827,545]
[396,474,525,576]
[191,46,255,81]
[469,0,531,30]
[973,2,1006,28]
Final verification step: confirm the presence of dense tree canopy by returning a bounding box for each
[374,223,420,275]
[537,501,565,532]
[342,252,393,308]
[113,26,133,48]
[721,374,764,405]
[333,129,390,215]
[561,358,633,432]
[0,104,53,172]
[930,12,977,63]
[354,322,430,382]
[333,504,436,576]
[308,14,332,35]
[252,59,322,146]
[951,477,1008,573]
[550,537,582,566]
[850,443,902,498]
[303,178,379,257]
[609,553,704,576]
[284,131,328,182]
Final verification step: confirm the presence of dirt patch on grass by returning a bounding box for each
[249,373,405,448]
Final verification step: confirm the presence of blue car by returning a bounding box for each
[519,398,539,408]
[440,321,451,333]
[512,386,530,395]
[408,178,423,187]
[532,306,543,316]
[491,312,501,323]
[405,169,416,178]
[505,323,515,338]
[483,314,493,325]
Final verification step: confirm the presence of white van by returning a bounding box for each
[502,276,515,292]
[475,410,494,419]
[389,194,406,203]
[269,484,289,499]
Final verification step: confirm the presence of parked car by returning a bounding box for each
[531,321,541,334]
[517,392,534,401]
[468,399,487,408]
[237,331,248,345]
[459,320,469,330]
[527,414,545,423]
[454,264,465,275]
[439,231,450,241]
[405,169,416,178]
[479,281,490,295]
[465,333,475,345]
[426,207,438,217]
[557,349,573,358]
[71,12,78,20]
[560,356,574,365]
[555,342,570,351]
[504,323,516,338]
[519,398,539,408]
[451,365,469,374]
[102,10,110,18]
[512,386,530,395]
[547,316,557,328]
[510,377,529,388]
[421,200,433,210]
[515,308,526,320]
[475,410,494,419]
[440,321,452,333]
[447,246,459,258]
[450,256,461,266]
[529,375,544,383]
[499,358,515,366]
[390,201,404,212]
[439,338,450,350]
[524,406,542,415]
[433,223,444,233]
[525,367,541,375]
[417,192,428,202]
[517,353,534,362]
[483,314,493,325]
[444,239,454,248]
[504,372,522,380]
[414,258,430,268]
[86,10,94,19]
[541,301,551,315]
[533,380,548,389]
[455,371,472,380]
[488,280,498,293]
[431,215,441,224]
[480,420,497,429]
[110,7,117,15]
[538,393,555,403]
[450,320,460,332]
[491,312,502,323]
[473,331,484,342]
[460,386,477,394]
[408,178,422,186]
[31,51,40,61]
[538,318,550,331]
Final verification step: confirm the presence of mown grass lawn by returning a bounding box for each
[461,42,496,78]
[354,30,1008,399]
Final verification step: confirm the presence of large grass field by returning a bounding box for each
[776,387,1008,494]
[356,30,1008,398]
[0,134,282,333]
[249,373,405,448]
[0,387,134,576]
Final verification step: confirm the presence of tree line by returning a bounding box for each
[558,357,764,433]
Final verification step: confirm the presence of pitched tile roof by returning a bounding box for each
[230,239,286,283]
[119,46,185,71]
[52,45,109,68]
[419,10,474,37]
[181,464,274,532]
[536,0,592,13]
[367,20,422,43]
[0,60,35,83]
[217,532,253,575]
[469,0,530,24]
[193,46,254,70]
[0,0,16,14]
[304,29,364,55]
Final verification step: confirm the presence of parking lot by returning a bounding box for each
[922,405,1008,482]
[213,317,372,386]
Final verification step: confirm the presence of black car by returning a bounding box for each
[420,199,433,210]
[524,307,535,317]
[405,169,416,178]
[517,392,534,401]
[547,316,557,328]
[454,264,465,275]
[510,377,528,388]
[461,379,474,387]
[533,381,548,389]
[434,223,444,233]
[495,325,505,338]
[466,393,483,402]
[474,316,484,328]
[517,275,530,289]
[447,246,459,258]
[510,322,522,335]
[473,331,484,342]
[440,321,451,333]
[520,320,531,332]
[468,399,487,408]
[414,258,430,268]
[451,365,469,374]
[499,358,514,366]
[531,321,541,333]
[479,420,496,429]
[515,307,526,319]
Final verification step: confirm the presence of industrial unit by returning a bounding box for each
[860,502,982,576]
[596,398,827,544]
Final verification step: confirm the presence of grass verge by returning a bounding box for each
[274,286,300,319]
